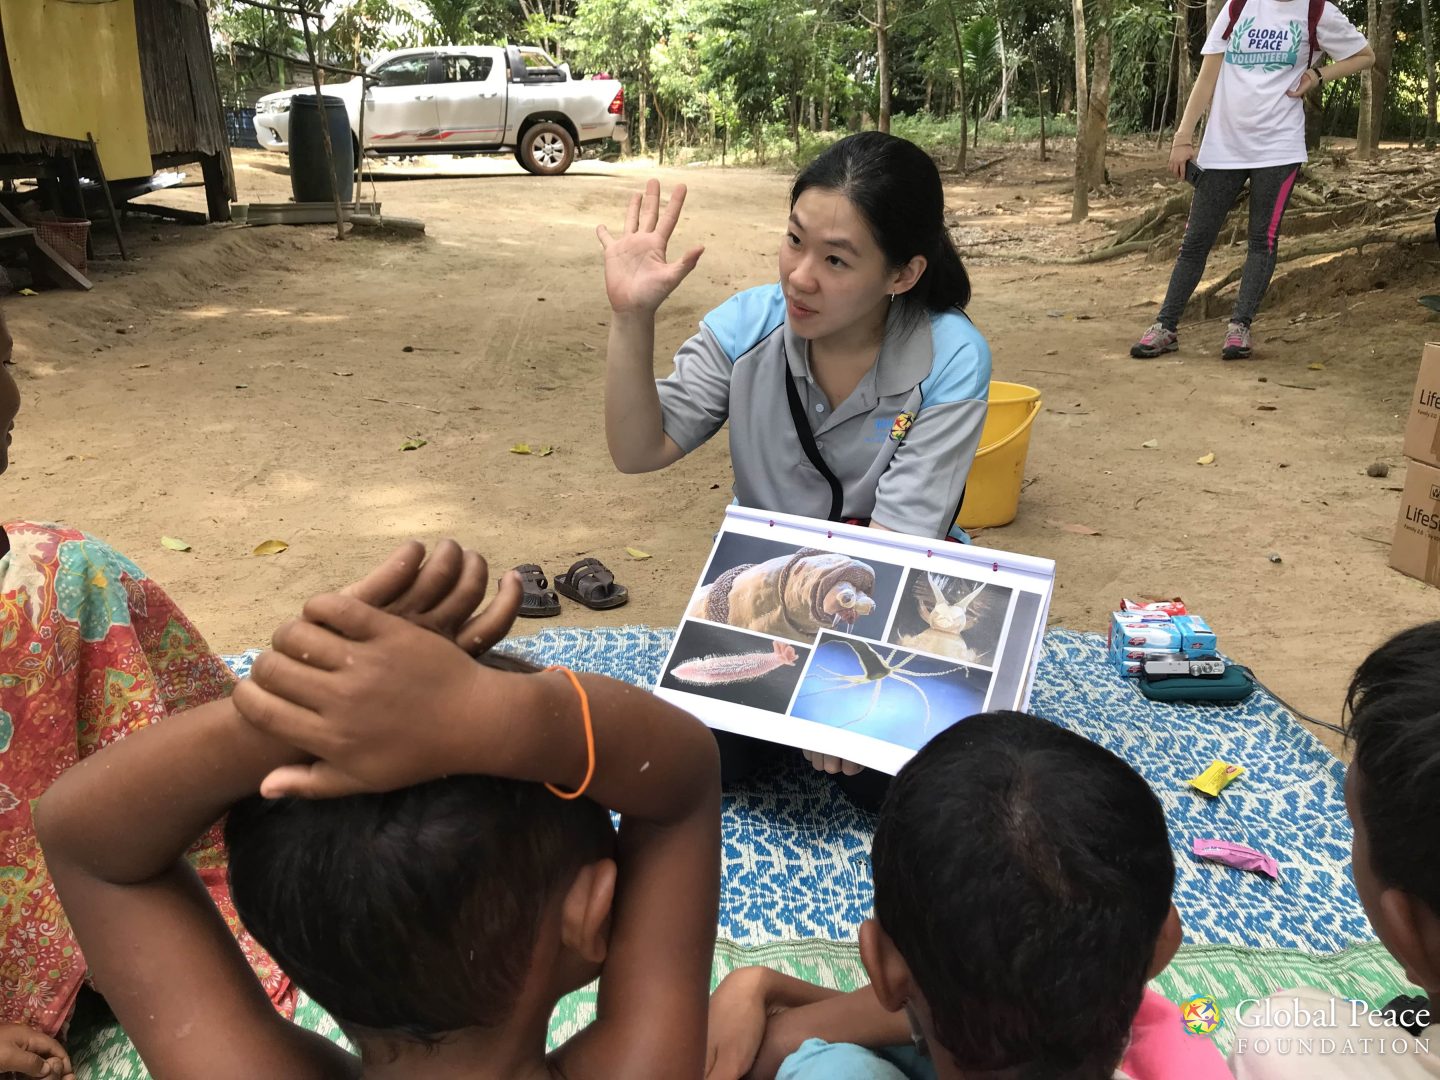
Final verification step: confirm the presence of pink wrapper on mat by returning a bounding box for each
[1192,838,1279,880]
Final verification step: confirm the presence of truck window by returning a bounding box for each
[371,55,432,87]
[444,55,493,82]
[519,49,558,70]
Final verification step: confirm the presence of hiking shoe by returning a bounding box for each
[1130,322,1179,358]
[1221,321,1253,360]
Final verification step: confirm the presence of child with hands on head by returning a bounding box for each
[705,712,1231,1080]
[35,541,721,1080]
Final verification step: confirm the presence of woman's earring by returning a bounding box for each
[889,293,896,303]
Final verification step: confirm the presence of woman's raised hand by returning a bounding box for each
[597,179,705,315]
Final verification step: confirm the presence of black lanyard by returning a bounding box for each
[784,367,845,522]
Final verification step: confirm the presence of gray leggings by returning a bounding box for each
[1157,162,1302,330]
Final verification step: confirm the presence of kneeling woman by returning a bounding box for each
[597,132,991,803]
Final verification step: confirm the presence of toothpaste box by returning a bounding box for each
[1108,611,1219,675]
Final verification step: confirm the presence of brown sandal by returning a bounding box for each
[555,557,629,611]
[514,564,561,618]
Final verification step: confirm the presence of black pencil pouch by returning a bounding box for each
[1137,665,1255,704]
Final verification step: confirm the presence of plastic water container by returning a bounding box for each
[955,381,1042,529]
[288,94,354,204]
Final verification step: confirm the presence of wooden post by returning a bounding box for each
[200,154,232,223]
[297,1,345,240]
[86,134,128,261]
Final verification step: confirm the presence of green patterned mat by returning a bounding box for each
[67,940,1419,1075]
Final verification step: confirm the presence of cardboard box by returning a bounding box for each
[1402,343,1440,469]
[1390,457,1440,588]
[1108,612,1217,653]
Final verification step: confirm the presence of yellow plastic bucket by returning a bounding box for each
[955,381,1042,530]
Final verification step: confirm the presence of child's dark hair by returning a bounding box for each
[871,711,1174,1079]
[791,131,971,316]
[224,651,615,1047]
[1344,621,1440,911]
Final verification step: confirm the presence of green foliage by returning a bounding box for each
[208,0,1438,152]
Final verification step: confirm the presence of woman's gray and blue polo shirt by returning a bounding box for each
[656,283,991,540]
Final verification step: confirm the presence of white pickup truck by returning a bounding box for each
[253,45,626,176]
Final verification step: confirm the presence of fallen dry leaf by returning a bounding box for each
[1308,362,1325,371]
[1059,523,1102,536]
[161,536,192,552]
[1141,439,1159,449]
[625,547,652,560]
[1196,452,1216,466]
[252,539,289,556]
[332,370,353,377]
[400,437,427,451]
[510,444,532,455]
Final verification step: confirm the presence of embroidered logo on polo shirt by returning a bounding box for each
[889,412,915,442]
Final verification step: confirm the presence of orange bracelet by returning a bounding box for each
[544,665,595,800]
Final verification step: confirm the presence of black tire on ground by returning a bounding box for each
[518,122,575,176]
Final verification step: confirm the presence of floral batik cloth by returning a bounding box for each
[0,521,295,1036]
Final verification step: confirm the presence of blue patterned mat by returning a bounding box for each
[225,627,1368,955]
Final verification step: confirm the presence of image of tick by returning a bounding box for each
[789,633,991,750]
[660,621,811,713]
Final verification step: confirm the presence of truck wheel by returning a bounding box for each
[519,122,574,176]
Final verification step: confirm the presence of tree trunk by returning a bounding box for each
[638,87,649,156]
[822,81,832,131]
[1175,0,1192,115]
[945,0,969,170]
[1155,31,1174,138]
[1358,0,1399,154]
[1034,52,1048,161]
[998,18,1010,118]
[876,0,891,133]
[1422,0,1437,142]
[1206,0,1222,26]
[1072,0,1091,221]
[925,76,934,113]
[1085,0,1114,190]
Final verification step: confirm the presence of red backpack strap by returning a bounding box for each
[1221,0,1248,40]
[1307,0,1324,66]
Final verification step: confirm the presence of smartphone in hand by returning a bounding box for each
[1184,159,1204,186]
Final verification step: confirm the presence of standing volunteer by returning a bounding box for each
[1131,0,1373,361]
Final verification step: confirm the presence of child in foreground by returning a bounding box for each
[35,542,721,1080]
[706,711,1231,1080]
[1229,622,1440,1078]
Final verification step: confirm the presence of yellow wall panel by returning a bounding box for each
[0,0,151,179]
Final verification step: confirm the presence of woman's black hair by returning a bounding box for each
[791,131,971,316]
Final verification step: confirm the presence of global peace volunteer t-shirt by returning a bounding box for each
[1198,0,1368,169]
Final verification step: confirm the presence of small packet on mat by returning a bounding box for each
[1189,760,1245,797]
[1192,838,1278,880]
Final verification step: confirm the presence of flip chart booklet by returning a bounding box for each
[655,507,1057,774]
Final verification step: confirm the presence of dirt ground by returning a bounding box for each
[6,139,1438,748]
